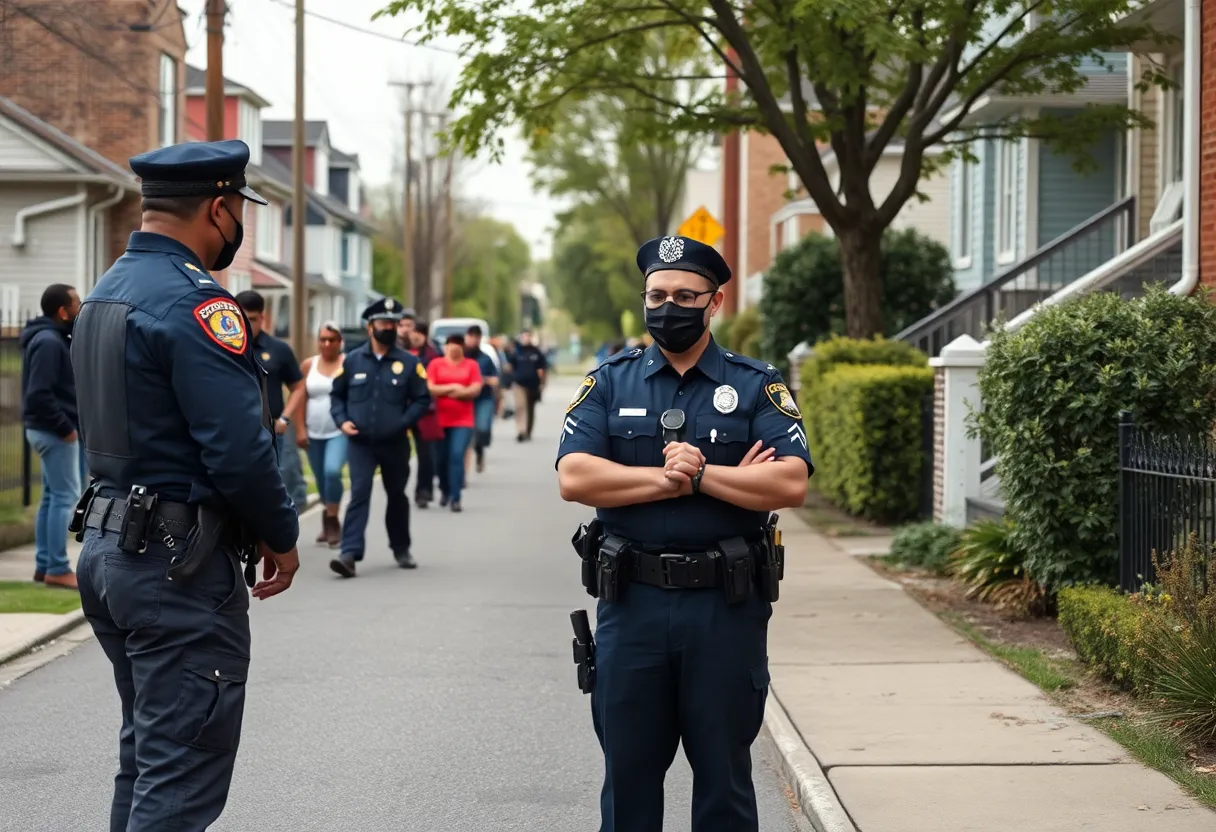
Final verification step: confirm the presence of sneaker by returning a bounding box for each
[450,501,462,513]
[394,550,417,569]
[329,556,357,578]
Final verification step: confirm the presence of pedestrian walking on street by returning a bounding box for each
[557,234,813,832]
[511,328,547,441]
[69,139,300,832]
[329,297,431,576]
[21,283,86,589]
[299,322,348,547]
[464,324,499,475]
[235,290,309,513]
[401,316,443,508]
[426,334,483,512]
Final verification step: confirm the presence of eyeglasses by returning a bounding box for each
[640,289,715,309]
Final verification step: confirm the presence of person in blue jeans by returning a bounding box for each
[20,284,84,589]
[427,334,483,512]
[299,323,348,546]
[464,325,499,475]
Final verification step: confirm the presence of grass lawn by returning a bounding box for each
[0,581,81,614]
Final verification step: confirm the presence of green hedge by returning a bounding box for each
[800,335,927,394]
[811,363,934,523]
[1057,586,1159,694]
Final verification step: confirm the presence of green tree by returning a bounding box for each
[547,203,639,342]
[377,0,1172,338]
[526,30,709,246]
[372,236,404,302]
[760,229,955,373]
[450,215,532,332]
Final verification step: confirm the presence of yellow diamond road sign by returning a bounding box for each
[677,206,725,247]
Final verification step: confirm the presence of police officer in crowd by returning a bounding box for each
[556,235,813,831]
[70,139,300,831]
[510,328,547,442]
[235,289,309,512]
[329,297,431,577]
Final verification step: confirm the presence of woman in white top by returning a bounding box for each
[299,322,348,547]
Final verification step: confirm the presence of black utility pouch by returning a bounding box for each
[720,536,753,604]
[572,519,603,598]
[757,513,783,602]
[597,534,631,603]
[118,486,157,554]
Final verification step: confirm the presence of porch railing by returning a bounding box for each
[1118,411,1216,593]
[898,196,1136,358]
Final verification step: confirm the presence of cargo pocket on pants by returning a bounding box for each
[739,661,771,746]
[174,652,250,753]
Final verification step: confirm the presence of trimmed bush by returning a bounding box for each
[727,306,761,355]
[1058,586,1160,694]
[812,363,934,523]
[976,288,1216,590]
[950,518,1047,616]
[801,335,928,392]
[759,229,954,374]
[889,522,962,575]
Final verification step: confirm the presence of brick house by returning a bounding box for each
[0,0,188,267]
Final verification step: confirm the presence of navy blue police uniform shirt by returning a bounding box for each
[72,232,299,556]
[329,342,431,443]
[556,338,814,550]
[473,349,498,401]
[512,344,547,388]
[252,331,302,421]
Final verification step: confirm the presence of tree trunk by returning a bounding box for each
[837,226,885,338]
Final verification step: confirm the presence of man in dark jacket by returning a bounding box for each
[21,283,85,588]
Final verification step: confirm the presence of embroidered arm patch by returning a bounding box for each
[567,375,596,413]
[193,298,248,355]
[765,382,801,419]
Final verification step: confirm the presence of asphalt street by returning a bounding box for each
[0,377,810,832]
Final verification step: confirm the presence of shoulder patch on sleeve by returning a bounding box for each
[334,365,344,378]
[765,381,802,419]
[192,297,248,355]
[416,360,427,379]
[567,375,597,413]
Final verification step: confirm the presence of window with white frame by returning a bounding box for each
[227,271,252,295]
[955,159,973,265]
[333,296,345,326]
[1151,60,1186,233]
[0,285,20,329]
[994,141,1017,262]
[238,100,262,166]
[341,232,358,276]
[157,54,177,148]
[255,202,282,262]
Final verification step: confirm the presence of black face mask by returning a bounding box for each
[645,302,708,354]
[210,203,244,272]
[373,328,398,346]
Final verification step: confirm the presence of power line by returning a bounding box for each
[261,0,462,55]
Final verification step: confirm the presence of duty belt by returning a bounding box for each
[82,496,195,541]
[632,550,734,589]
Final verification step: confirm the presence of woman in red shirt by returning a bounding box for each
[426,334,483,511]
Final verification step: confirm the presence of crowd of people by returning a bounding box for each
[17,280,547,589]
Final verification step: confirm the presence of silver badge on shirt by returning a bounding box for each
[713,384,738,414]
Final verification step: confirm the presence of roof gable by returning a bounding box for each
[184,65,272,109]
[0,96,136,186]
[262,120,330,149]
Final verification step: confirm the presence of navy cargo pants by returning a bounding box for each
[591,583,772,832]
[341,439,411,559]
[77,526,251,832]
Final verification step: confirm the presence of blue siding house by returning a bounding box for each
[945,54,1129,293]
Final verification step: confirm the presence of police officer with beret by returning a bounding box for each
[557,235,814,831]
[69,139,301,831]
[329,297,431,577]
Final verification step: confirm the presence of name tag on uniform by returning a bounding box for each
[618,408,647,417]
[354,372,367,380]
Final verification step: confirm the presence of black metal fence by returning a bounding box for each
[0,313,39,511]
[1118,411,1216,592]
[919,391,934,520]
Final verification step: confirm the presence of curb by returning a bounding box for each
[0,607,87,667]
[765,687,857,832]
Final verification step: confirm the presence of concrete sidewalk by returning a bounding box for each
[768,512,1214,831]
[0,538,84,665]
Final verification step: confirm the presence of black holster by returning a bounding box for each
[68,481,99,543]
[570,609,596,694]
[118,486,158,554]
[757,512,785,602]
[597,534,631,603]
[572,518,603,598]
[168,503,225,585]
[720,536,753,605]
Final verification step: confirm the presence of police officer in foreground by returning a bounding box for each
[70,139,300,832]
[329,297,431,577]
[557,235,813,831]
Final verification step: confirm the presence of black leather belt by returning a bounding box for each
[632,551,723,589]
[83,496,196,539]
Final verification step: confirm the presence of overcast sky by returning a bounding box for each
[176,0,564,258]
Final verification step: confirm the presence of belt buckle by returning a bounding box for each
[660,554,695,588]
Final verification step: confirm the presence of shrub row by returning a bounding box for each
[1057,586,1159,694]
[798,337,933,524]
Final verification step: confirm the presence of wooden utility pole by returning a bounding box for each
[440,114,454,317]
[290,0,307,361]
[388,81,432,307]
[205,0,226,141]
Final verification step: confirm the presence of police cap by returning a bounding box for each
[636,235,731,287]
[129,139,268,206]
[362,296,404,323]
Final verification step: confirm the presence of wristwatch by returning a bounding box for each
[691,462,705,495]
